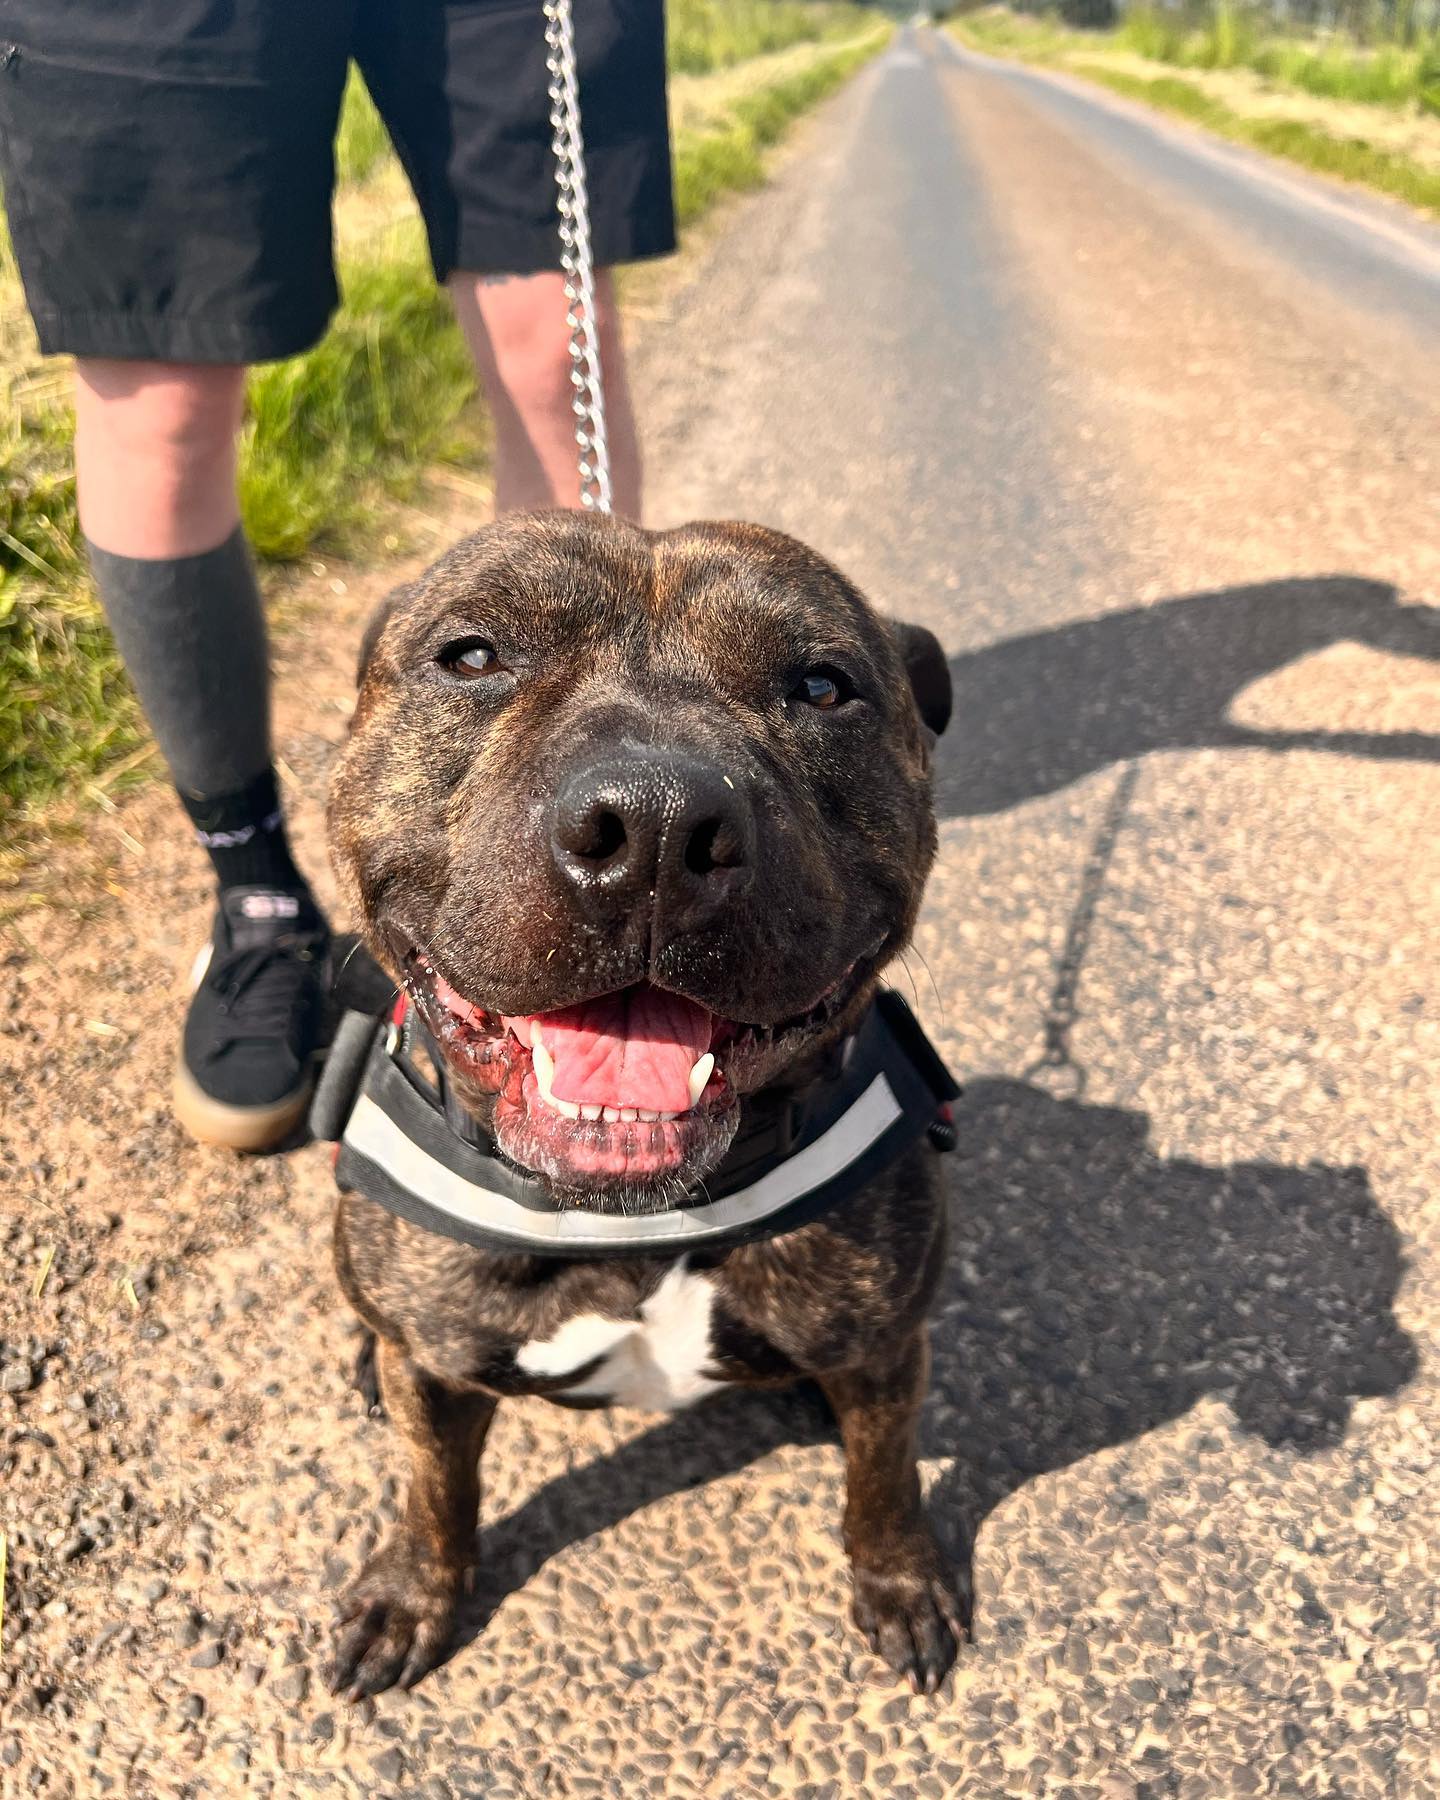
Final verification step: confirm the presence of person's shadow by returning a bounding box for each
[450,1078,1414,1644]
[935,575,1439,817]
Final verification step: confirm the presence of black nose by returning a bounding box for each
[550,750,755,926]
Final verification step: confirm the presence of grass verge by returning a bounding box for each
[953,10,1440,219]
[668,0,878,74]
[672,25,892,223]
[1115,5,1440,114]
[1065,62,1440,214]
[241,238,484,561]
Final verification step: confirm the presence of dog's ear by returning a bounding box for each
[891,620,952,738]
[355,583,414,688]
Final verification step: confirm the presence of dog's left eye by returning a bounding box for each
[792,669,849,709]
[439,638,503,679]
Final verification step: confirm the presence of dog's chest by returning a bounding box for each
[514,1259,725,1410]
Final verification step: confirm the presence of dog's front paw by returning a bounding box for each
[851,1535,969,1694]
[326,1536,464,1700]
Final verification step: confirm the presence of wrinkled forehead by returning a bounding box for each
[395,520,892,688]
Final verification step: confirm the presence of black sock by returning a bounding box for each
[180,768,310,897]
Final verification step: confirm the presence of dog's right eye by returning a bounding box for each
[439,638,503,679]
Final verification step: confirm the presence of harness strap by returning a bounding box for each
[312,986,959,1260]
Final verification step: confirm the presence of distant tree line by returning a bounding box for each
[995,0,1440,39]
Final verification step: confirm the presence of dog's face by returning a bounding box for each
[329,513,949,1203]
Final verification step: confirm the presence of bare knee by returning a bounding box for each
[470,275,579,413]
[75,361,247,556]
[76,360,246,465]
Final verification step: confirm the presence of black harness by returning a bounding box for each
[311,978,959,1260]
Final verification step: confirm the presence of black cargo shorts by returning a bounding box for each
[0,0,674,363]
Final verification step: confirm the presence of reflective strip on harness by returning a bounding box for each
[326,988,959,1258]
[341,1071,903,1252]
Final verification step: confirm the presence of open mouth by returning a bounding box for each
[395,942,862,1196]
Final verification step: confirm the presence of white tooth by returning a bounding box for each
[602,1105,621,1123]
[619,1107,638,1123]
[531,1040,581,1119]
[687,1053,715,1108]
[530,1021,543,1050]
[658,1110,679,1122]
[636,1108,657,1123]
[580,1103,602,1121]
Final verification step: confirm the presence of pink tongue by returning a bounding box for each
[504,987,714,1112]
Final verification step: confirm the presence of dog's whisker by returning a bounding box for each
[906,946,949,1029]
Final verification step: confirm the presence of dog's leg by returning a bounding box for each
[328,1336,496,1700]
[818,1328,967,1693]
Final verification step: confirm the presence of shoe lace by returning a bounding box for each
[208,939,319,1048]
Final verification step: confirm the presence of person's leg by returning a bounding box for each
[74,360,329,1148]
[75,358,304,881]
[447,268,641,518]
[354,0,672,521]
[0,0,356,1148]
[75,361,246,561]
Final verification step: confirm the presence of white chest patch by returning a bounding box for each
[514,1258,725,1411]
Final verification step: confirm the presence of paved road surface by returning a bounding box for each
[3,29,1437,1799]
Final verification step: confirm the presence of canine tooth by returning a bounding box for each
[580,1103,602,1121]
[531,1041,581,1118]
[530,1021,544,1050]
[687,1053,715,1108]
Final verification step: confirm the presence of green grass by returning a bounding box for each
[667,0,877,74]
[955,9,1073,58]
[954,10,1440,216]
[335,67,393,187]
[1069,60,1440,213]
[241,235,484,561]
[1114,4,1440,111]
[0,383,140,810]
[0,3,891,830]
[672,26,891,221]
[963,5,1440,113]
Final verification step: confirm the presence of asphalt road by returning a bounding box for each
[4,28,1438,1800]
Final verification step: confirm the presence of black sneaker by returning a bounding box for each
[174,887,331,1151]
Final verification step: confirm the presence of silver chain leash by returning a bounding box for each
[543,0,613,514]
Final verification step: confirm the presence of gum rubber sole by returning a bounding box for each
[173,1055,315,1153]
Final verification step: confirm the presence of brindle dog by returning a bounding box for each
[325,512,963,1698]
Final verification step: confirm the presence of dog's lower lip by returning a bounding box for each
[391,940,871,1186]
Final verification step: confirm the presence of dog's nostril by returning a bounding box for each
[582,809,627,863]
[685,816,745,877]
[594,813,626,860]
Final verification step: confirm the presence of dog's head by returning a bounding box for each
[329,513,949,1206]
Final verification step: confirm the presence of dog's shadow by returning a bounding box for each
[451,1076,1415,1645]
